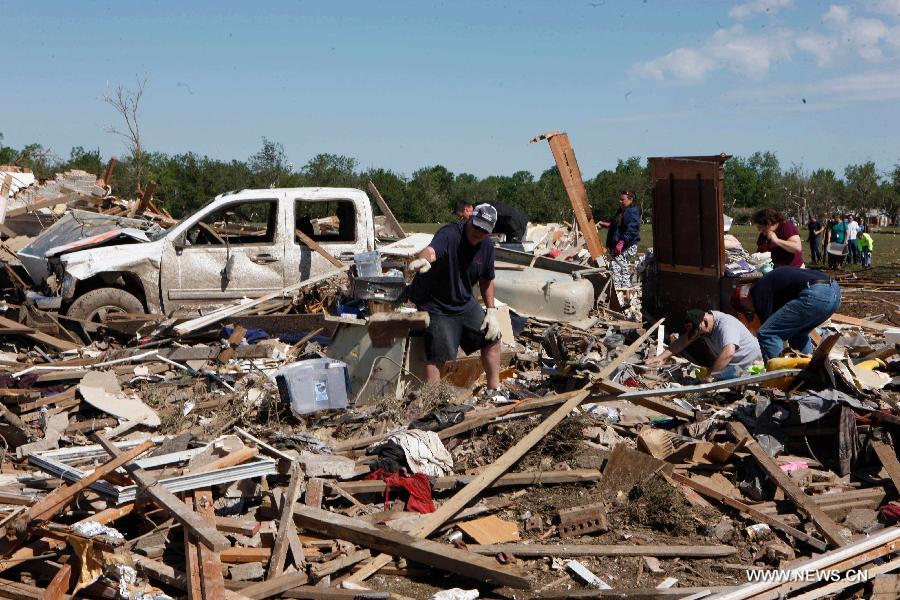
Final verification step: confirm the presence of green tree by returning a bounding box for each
[0,134,16,165]
[300,153,358,187]
[844,161,879,212]
[408,165,453,222]
[248,138,289,188]
[67,146,103,175]
[807,169,844,215]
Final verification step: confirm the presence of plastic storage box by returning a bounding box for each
[353,251,383,277]
[275,358,351,416]
[351,275,406,302]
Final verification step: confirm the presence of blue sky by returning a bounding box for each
[5,0,900,179]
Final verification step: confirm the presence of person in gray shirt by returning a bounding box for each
[645,309,762,379]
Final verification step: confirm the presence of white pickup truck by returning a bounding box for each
[19,188,376,320]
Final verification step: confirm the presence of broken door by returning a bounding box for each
[648,155,729,325]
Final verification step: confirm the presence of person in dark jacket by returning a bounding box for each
[487,200,530,243]
[601,191,641,288]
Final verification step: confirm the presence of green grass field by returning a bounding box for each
[402,222,899,271]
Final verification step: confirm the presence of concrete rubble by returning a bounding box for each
[0,155,895,600]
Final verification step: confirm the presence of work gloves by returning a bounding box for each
[408,258,431,274]
[615,240,625,255]
[481,307,501,342]
[598,220,611,229]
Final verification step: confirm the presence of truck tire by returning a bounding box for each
[66,288,144,323]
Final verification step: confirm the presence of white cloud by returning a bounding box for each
[633,2,900,83]
[724,67,900,109]
[729,0,794,20]
[823,4,850,26]
[632,26,790,82]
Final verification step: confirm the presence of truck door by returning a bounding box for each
[161,197,286,309]
[286,197,361,283]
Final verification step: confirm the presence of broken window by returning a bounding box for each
[186,199,277,246]
[294,199,356,244]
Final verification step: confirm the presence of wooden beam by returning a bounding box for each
[191,447,259,474]
[192,489,228,599]
[267,463,304,580]
[874,443,900,490]
[465,543,736,558]
[239,571,310,600]
[295,230,345,269]
[831,313,893,332]
[366,180,406,239]
[294,506,530,589]
[533,131,605,259]
[597,318,664,380]
[0,315,80,352]
[131,180,156,216]
[670,473,827,552]
[93,433,230,551]
[728,421,846,548]
[100,158,117,188]
[310,549,371,579]
[344,390,590,583]
[27,438,154,522]
[39,563,71,600]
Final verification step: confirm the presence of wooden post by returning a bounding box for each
[101,158,117,188]
[267,463,304,580]
[295,230,345,268]
[531,131,605,259]
[366,180,406,239]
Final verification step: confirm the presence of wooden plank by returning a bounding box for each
[191,447,259,474]
[874,443,900,490]
[728,422,846,548]
[671,473,827,552]
[831,313,893,332]
[310,549,371,579]
[27,438,155,522]
[0,315,80,352]
[239,571,310,600]
[267,463,304,580]
[295,230,344,268]
[466,543,736,558]
[534,131,605,259]
[193,489,228,599]
[130,180,156,217]
[294,506,530,589]
[100,158,117,188]
[93,433,230,551]
[39,563,71,600]
[220,547,272,563]
[183,497,203,600]
[344,388,589,583]
[597,318,664,381]
[366,180,406,239]
[215,516,261,537]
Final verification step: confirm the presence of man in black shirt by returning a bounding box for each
[744,267,841,362]
[407,204,503,391]
[807,214,824,264]
[487,200,530,243]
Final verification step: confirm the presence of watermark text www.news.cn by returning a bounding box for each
[746,569,870,584]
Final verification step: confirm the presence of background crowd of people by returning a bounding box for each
[805,213,874,269]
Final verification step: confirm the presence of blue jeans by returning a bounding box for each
[757,281,841,362]
[809,236,821,263]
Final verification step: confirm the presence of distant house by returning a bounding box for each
[866,209,890,228]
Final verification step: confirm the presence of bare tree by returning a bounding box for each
[104,77,147,194]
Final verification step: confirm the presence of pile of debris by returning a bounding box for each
[0,163,897,600]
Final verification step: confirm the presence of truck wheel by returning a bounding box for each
[66,288,144,323]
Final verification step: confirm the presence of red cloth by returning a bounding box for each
[879,502,900,523]
[365,468,435,513]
